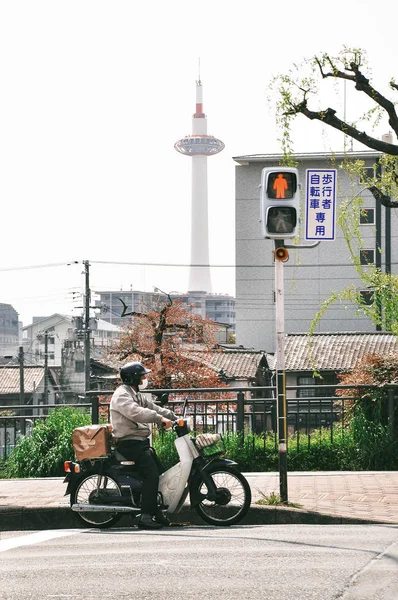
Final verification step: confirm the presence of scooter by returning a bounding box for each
[63,417,251,528]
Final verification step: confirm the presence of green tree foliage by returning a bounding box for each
[336,353,398,468]
[309,193,398,335]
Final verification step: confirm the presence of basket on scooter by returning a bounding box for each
[194,433,225,457]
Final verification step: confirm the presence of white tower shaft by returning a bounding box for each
[174,78,224,293]
[189,81,211,292]
[190,154,211,291]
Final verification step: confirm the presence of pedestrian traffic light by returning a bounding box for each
[260,167,299,239]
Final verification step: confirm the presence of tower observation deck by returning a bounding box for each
[174,79,224,292]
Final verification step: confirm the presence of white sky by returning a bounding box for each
[1,0,396,325]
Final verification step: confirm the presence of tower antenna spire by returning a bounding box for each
[198,57,201,84]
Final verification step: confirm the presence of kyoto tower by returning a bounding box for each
[174,78,224,292]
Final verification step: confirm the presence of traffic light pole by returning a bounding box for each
[84,260,91,396]
[274,240,288,503]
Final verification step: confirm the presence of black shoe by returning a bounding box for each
[155,510,171,526]
[137,513,163,530]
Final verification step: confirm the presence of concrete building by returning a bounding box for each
[95,289,236,334]
[21,314,120,400]
[234,151,397,352]
[0,303,20,364]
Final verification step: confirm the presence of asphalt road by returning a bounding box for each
[1,525,398,599]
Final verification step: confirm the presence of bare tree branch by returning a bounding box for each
[287,100,398,155]
[313,56,398,138]
[368,186,398,208]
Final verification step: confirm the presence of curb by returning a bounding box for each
[0,504,389,532]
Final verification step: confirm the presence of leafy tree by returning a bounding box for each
[308,194,398,336]
[337,353,397,420]
[335,353,398,468]
[271,47,398,206]
[271,47,398,334]
[107,298,225,389]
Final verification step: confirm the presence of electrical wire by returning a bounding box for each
[2,259,398,272]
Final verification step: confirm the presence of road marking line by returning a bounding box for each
[0,529,87,553]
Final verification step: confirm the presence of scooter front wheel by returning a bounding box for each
[194,466,251,526]
[71,473,123,528]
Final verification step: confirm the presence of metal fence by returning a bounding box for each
[1,383,397,460]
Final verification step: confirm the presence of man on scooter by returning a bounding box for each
[110,361,177,530]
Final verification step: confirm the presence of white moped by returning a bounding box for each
[64,417,251,527]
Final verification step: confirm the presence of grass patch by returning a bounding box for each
[256,491,302,508]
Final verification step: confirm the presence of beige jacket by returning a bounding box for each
[110,384,176,441]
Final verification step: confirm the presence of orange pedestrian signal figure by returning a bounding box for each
[273,173,288,198]
[266,171,296,200]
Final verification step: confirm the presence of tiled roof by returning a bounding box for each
[186,350,271,379]
[285,332,398,372]
[0,367,45,394]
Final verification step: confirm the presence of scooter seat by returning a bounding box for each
[114,448,135,465]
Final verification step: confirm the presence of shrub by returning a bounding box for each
[4,407,398,478]
[152,429,178,470]
[6,407,91,478]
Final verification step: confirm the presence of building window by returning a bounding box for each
[49,337,55,345]
[360,208,375,225]
[297,376,316,398]
[360,290,374,305]
[360,167,375,183]
[75,360,84,373]
[360,249,375,265]
[49,352,55,360]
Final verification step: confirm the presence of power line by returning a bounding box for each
[2,259,398,272]
[0,261,79,272]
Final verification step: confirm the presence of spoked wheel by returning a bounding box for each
[71,473,123,528]
[194,466,251,526]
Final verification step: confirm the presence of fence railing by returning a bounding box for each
[1,383,397,460]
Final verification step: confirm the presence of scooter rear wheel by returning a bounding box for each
[71,473,123,528]
[194,466,251,526]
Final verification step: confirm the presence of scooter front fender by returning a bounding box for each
[201,458,238,471]
[189,459,238,507]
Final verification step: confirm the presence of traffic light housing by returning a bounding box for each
[260,167,299,239]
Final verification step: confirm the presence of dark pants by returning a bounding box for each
[116,438,162,516]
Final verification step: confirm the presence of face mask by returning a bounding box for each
[138,378,148,390]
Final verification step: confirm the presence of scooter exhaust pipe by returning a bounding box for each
[71,503,140,514]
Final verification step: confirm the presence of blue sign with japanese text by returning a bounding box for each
[305,169,337,241]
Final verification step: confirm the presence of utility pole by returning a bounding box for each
[18,346,25,434]
[18,346,25,404]
[84,260,91,395]
[44,330,49,403]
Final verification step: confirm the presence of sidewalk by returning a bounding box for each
[1,471,398,531]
